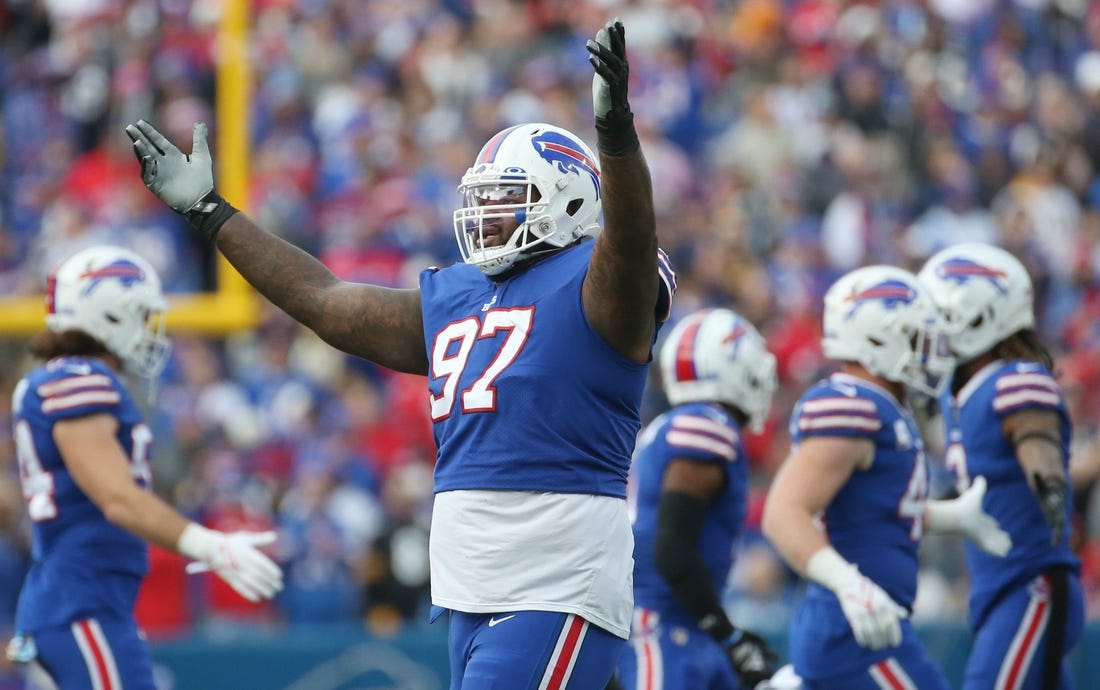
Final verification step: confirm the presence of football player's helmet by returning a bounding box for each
[659,308,777,432]
[822,265,954,395]
[454,123,602,275]
[917,242,1034,363]
[46,246,171,380]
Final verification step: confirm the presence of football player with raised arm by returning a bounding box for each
[126,19,675,689]
[8,246,282,690]
[616,308,779,690]
[762,266,1012,690]
[919,243,1084,690]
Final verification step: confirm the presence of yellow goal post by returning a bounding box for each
[0,0,259,336]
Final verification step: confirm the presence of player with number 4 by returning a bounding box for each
[762,265,1011,690]
[8,246,283,689]
[126,18,674,689]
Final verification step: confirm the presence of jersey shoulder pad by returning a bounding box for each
[33,357,125,419]
[661,403,739,462]
[656,247,676,323]
[793,380,882,438]
[991,360,1062,416]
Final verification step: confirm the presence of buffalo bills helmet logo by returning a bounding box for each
[722,321,749,354]
[843,279,917,320]
[531,131,601,196]
[936,257,1008,294]
[79,260,147,297]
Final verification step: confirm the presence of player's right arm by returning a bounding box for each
[762,435,908,650]
[125,120,427,375]
[55,413,283,602]
[761,436,869,574]
[656,458,777,686]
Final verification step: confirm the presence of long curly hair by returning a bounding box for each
[991,328,1054,371]
[28,329,112,362]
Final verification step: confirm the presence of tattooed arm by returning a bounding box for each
[216,214,427,375]
[125,119,427,375]
[584,20,659,364]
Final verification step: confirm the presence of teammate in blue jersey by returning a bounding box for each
[127,19,675,689]
[615,308,779,690]
[919,243,1084,690]
[762,265,1012,690]
[8,246,283,690]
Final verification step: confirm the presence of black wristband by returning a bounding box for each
[594,108,640,156]
[183,190,239,242]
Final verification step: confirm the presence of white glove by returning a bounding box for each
[754,664,804,690]
[177,523,283,602]
[125,120,214,213]
[924,476,1012,557]
[807,547,907,650]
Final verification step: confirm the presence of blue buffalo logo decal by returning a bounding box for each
[843,280,916,320]
[80,260,146,296]
[937,257,1008,294]
[531,131,601,196]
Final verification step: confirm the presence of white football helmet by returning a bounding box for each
[453,123,602,275]
[659,308,778,432]
[822,265,954,396]
[917,242,1034,363]
[46,246,171,380]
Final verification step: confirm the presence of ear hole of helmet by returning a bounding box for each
[566,198,583,216]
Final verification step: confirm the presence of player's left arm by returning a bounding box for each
[1004,407,1068,545]
[583,19,660,364]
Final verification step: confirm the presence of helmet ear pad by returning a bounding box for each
[658,308,778,433]
[917,242,1035,363]
[46,246,171,379]
[454,123,602,276]
[821,265,954,396]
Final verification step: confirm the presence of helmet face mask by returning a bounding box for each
[46,246,171,381]
[454,123,602,276]
[659,309,778,433]
[917,243,1034,363]
[822,265,955,397]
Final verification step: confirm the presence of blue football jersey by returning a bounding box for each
[630,402,748,626]
[420,240,674,498]
[942,360,1079,628]
[12,357,151,631]
[790,373,927,610]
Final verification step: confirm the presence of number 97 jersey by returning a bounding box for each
[11,357,150,632]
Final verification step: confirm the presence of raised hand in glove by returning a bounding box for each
[722,628,779,688]
[125,120,238,240]
[586,19,638,155]
[177,523,283,602]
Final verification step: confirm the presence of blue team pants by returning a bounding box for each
[615,608,741,690]
[446,609,624,690]
[963,569,1084,690]
[789,596,949,690]
[33,615,155,690]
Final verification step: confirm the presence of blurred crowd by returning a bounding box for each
[2,0,1100,650]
